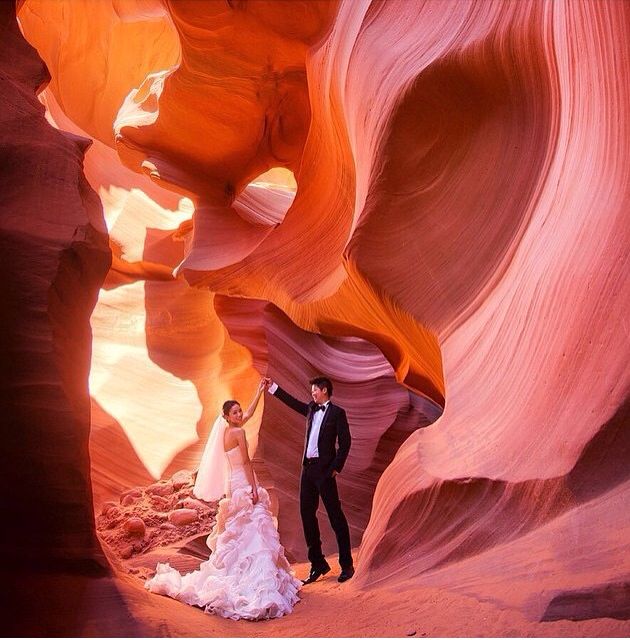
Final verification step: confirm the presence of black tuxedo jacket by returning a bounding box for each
[272,385,351,473]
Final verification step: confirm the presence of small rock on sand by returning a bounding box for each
[146,482,174,497]
[124,517,146,537]
[168,509,198,526]
[121,488,143,501]
[120,545,133,559]
[178,497,208,512]
[172,470,193,490]
[101,501,118,516]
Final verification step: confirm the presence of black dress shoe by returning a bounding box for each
[302,564,331,584]
[337,566,355,583]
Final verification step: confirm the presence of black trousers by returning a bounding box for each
[300,461,353,569]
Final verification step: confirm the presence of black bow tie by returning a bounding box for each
[313,404,326,412]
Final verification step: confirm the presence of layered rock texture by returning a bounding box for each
[5,0,629,635]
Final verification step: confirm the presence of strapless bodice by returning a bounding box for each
[224,446,250,495]
[225,446,244,466]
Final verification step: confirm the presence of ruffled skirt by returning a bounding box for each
[145,482,301,620]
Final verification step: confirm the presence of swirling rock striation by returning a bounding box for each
[0,3,147,636]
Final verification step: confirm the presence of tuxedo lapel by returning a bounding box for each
[315,403,333,448]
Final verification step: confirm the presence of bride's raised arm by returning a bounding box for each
[241,377,269,424]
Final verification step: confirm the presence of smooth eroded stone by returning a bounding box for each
[120,488,143,501]
[167,509,198,527]
[177,497,208,512]
[171,470,193,490]
[100,501,118,516]
[146,482,174,496]
[120,545,133,559]
[123,517,146,537]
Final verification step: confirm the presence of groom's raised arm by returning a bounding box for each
[267,382,309,416]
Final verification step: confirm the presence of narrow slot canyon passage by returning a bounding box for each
[2,0,628,636]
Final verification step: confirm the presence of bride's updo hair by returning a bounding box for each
[222,400,240,417]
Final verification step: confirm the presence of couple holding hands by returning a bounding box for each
[145,375,354,621]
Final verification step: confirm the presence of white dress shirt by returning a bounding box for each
[306,400,329,458]
[267,384,329,458]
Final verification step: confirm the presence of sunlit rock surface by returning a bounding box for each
[9,0,630,635]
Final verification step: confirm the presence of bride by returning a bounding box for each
[145,378,301,620]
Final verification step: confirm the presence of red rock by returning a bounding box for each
[148,494,171,509]
[167,509,198,527]
[146,482,174,497]
[171,470,193,491]
[177,498,208,512]
[120,488,142,502]
[100,501,118,516]
[120,495,137,507]
[123,517,145,537]
[120,545,133,560]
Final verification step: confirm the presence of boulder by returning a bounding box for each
[178,497,209,512]
[120,545,134,559]
[168,509,198,527]
[100,501,118,516]
[123,517,146,537]
[120,487,143,501]
[171,470,193,490]
[121,494,137,507]
[146,482,174,497]
[148,494,171,509]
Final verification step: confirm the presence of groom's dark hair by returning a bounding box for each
[310,376,333,397]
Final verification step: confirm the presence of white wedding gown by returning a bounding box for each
[145,446,301,620]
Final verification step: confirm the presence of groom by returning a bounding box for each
[265,375,354,583]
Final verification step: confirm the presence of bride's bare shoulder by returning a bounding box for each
[225,426,245,439]
[226,425,244,433]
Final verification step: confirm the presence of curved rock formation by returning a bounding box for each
[350,0,630,623]
[10,0,630,635]
[0,4,144,636]
[1,0,109,574]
